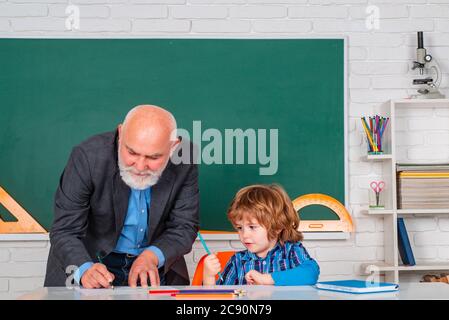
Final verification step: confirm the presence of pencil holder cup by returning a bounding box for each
[366,136,389,155]
[361,116,390,155]
[367,142,384,155]
[368,189,385,209]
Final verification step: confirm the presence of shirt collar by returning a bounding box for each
[131,187,151,200]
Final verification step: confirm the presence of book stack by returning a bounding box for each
[397,163,449,209]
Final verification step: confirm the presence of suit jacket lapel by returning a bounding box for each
[113,170,131,234]
[148,163,175,242]
[111,129,131,235]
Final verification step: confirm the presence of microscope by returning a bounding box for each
[411,31,445,99]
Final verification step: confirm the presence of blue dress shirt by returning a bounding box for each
[74,187,165,285]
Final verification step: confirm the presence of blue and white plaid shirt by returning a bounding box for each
[217,241,316,285]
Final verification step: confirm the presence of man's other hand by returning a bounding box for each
[128,250,160,288]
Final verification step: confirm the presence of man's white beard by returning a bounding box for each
[118,153,168,190]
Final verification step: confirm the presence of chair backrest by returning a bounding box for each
[191,251,236,285]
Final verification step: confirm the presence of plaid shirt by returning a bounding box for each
[217,241,315,285]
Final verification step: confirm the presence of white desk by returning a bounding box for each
[16,283,449,300]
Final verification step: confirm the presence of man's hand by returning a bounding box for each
[203,253,221,285]
[81,263,115,289]
[245,270,274,285]
[128,250,160,288]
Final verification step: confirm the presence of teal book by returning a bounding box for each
[316,280,399,294]
[397,218,416,266]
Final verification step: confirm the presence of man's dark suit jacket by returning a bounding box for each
[44,130,199,286]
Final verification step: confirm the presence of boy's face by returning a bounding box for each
[234,217,277,258]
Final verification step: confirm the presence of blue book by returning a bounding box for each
[397,218,416,266]
[316,280,399,294]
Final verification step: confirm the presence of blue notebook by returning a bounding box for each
[316,280,399,294]
[397,218,416,266]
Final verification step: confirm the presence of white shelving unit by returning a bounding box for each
[362,99,449,284]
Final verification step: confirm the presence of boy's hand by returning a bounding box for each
[203,254,221,285]
[245,270,274,285]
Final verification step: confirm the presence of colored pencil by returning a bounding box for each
[197,231,224,281]
[379,117,389,151]
[361,118,378,152]
[380,117,389,138]
[149,290,179,295]
[149,289,243,295]
[173,293,237,299]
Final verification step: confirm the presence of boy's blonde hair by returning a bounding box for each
[227,184,303,244]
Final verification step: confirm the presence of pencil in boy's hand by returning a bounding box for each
[197,232,224,282]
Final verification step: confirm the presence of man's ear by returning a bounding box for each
[169,137,181,156]
[172,137,181,148]
[117,124,122,140]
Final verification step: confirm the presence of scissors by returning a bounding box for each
[370,181,385,207]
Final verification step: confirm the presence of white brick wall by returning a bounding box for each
[410,5,449,18]
[230,6,287,19]
[0,249,10,262]
[316,247,377,261]
[49,5,110,18]
[0,238,49,299]
[289,6,348,18]
[134,19,190,32]
[171,6,228,18]
[0,4,48,17]
[1,0,449,299]
[11,18,66,31]
[111,5,167,18]
[349,5,409,19]
[253,20,312,33]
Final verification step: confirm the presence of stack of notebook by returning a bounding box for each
[397,163,449,209]
[316,280,399,294]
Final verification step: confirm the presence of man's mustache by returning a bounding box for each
[121,166,155,176]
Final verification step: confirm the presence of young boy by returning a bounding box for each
[203,184,320,285]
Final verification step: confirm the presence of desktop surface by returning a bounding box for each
[15,283,449,300]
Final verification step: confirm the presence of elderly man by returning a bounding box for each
[44,105,199,288]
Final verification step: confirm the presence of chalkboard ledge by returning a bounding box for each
[0,233,49,241]
[198,232,350,241]
[0,232,350,242]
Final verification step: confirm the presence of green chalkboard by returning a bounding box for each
[0,39,345,232]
